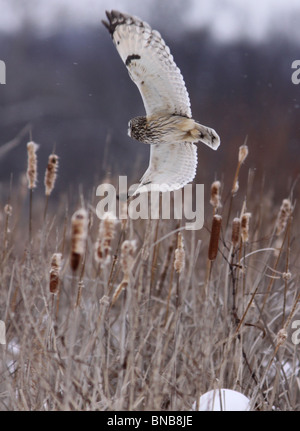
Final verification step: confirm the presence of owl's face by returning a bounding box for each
[127,116,148,142]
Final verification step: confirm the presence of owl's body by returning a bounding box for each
[129,115,219,147]
[102,10,220,192]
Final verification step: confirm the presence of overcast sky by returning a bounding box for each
[0,0,300,43]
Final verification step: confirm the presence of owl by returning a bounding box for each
[102,10,220,193]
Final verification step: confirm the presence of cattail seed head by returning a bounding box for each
[276,328,287,346]
[49,253,62,294]
[275,198,292,236]
[44,154,59,196]
[208,214,222,261]
[232,179,239,194]
[70,208,88,271]
[231,217,241,248]
[95,212,117,265]
[241,212,251,243]
[120,239,137,275]
[4,204,12,216]
[174,233,185,274]
[238,145,249,164]
[27,141,39,189]
[210,181,222,211]
[112,239,137,305]
[282,271,291,281]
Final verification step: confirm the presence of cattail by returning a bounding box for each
[208,215,222,261]
[282,271,291,281]
[275,198,292,236]
[174,233,185,274]
[49,253,62,294]
[3,204,12,252]
[44,154,59,196]
[231,144,249,195]
[231,217,241,248]
[210,181,222,211]
[120,239,136,276]
[4,204,12,216]
[241,212,251,243]
[70,208,88,271]
[232,179,239,194]
[112,239,136,305]
[26,141,39,189]
[238,145,249,164]
[276,328,287,346]
[94,212,117,265]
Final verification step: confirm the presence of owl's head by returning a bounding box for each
[128,116,147,142]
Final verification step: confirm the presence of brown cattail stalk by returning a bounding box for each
[238,144,249,164]
[49,253,62,294]
[210,180,222,214]
[70,209,88,272]
[26,141,39,243]
[241,212,251,243]
[95,212,117,265]
[45,154,59,197]
[27,141,39,190]
[208,215,222,261]
[204,215,222,296]
[111,239,136,305]
[226,144,249,229]
[174,233,185,274]
[2,204,12,260]
[275,198,292,236]
[231,144,248,195]
[44,154,59,220]
[231,217,241,249]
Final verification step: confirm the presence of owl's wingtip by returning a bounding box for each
[102,10,128,35]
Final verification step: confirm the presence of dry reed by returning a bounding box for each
[0,137,299,412]
[26,141,39,190]
[231,217,241,248]
[208,214,222,261]
[241,212,251,243]
[174,232,185,274]
[44,154,59,197]
[26,141,38,242]
[70,208,88,272]
[111,239,136,305]
[275,198,292,236]
[210,180,221,214]
[94,212,117,265]
[49,252,62,294]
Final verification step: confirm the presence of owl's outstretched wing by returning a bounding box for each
[102,10,192,118]
[132,142,197,194]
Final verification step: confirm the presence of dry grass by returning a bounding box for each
[0,143,299,411]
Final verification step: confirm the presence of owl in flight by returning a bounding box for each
[102,10,220,193]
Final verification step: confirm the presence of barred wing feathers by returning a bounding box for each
[102,10,192,118]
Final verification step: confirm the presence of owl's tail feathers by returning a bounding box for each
[195,123,221,150]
